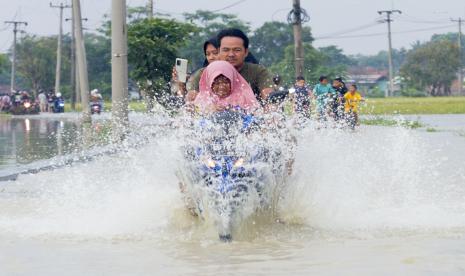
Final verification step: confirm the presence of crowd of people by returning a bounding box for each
[0,89,106,115]
[0,90,66,114]
[171,28,365,128]
[2,27,365,125]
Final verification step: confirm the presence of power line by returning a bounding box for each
[271,8,289,21]
[399,13,450,24]
[315,19,384,39]
[315,24,456,40]
[397,18,449,24]
[211,0,248,12]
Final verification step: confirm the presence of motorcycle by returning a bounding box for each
[53,97,65,113]
[90,101,103,114]
[179,110,287,242]
[9,99,40,115]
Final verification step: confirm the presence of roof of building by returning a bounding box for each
[346,74,388,84]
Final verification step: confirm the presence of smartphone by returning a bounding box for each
[175,58,188,83]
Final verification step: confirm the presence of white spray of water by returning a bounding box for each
[281,125,465,235]
[0,115,464,242]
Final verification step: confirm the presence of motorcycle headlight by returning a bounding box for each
[204,158,216,168]
[233,158,245,168]
[24,102,31,108]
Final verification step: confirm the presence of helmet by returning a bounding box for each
[56,92,62,97]
[272,74,281,85]
[91,89,99,96]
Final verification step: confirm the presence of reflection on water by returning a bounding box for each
[0,116,108,171]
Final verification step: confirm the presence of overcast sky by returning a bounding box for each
[0,0,464,56]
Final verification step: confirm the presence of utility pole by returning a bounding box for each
[66,16,87,110]
[50,3,71,97]
[288,0,309,78]
[72,0,91,123]
[4,21,28,93]
[148,0,153,19]
[378,9,401,97]
[451,17,463,95]
[111,0,129,141]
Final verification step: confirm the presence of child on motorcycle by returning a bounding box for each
[193,60,260,114]
[343,84,364,127]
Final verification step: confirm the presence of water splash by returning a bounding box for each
[0,114,464,242]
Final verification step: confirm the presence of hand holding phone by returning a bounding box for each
[175,58,188,83]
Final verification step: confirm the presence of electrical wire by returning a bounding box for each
[271,8,289,21]
[0,25,11,32]
[155,8,184,16]
[398,13,451,24]
[314,19,384,39]
[315,24,456,40]
[211,0,248,12]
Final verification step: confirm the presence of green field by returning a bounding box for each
[360,96,465,115]
[64,101,147,113]
[61,96,465,115]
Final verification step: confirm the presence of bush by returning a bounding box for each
[400,88,427,97]
[366,86,385,98]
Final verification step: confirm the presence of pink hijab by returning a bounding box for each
[194,60,259,113]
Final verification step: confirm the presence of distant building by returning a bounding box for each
[346,74,388,96]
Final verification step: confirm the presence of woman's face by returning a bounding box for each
[205,44,219,64]
[211,75,231,99]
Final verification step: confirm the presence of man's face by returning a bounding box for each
[321,79,328,85]
[219,36,248,69]
[333,80,341,87]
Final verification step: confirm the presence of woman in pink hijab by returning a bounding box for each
[193,60,260,113]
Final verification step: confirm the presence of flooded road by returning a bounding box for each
[0,114,465,275]
[0,115,80,170]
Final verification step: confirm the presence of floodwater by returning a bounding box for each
[0,115,79,170]
[1,114,465,275]
[0,113,116,175]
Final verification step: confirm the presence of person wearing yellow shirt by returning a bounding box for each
[344,84,364,127]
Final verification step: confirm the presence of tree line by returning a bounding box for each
[0,8,463,101]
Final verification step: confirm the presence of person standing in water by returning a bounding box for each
[313,75,336,120]
[344,84,365,127]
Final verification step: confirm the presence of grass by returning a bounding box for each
[360,96,465,115]
[62,96,465,115]
[64,101,147,112]
[426,127,439,132]
[361,117,424,129]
